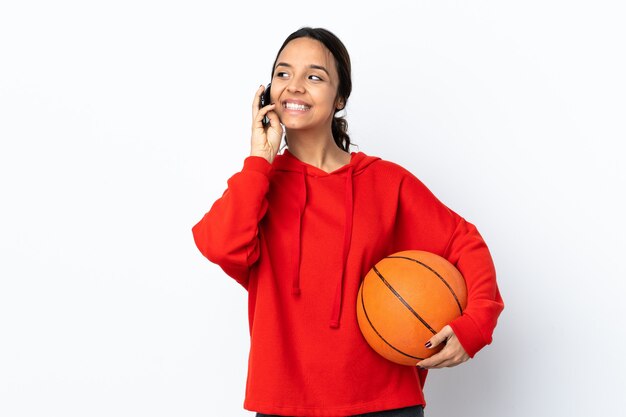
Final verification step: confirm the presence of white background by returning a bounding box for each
[1,1,624,416]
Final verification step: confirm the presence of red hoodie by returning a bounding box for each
[192,148,504,417]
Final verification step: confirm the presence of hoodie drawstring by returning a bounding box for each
[289,159,356,329]
[329,165,354,328]
[292,164,307,296]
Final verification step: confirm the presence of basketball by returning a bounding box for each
[356,250,467,366]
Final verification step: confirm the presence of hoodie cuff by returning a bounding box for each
[243,155,273,175]
[448,314,488,358]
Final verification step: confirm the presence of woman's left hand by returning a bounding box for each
[415,325,470,369]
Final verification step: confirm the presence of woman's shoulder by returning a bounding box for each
[358,151,418,179]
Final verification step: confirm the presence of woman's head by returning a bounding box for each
[269,27,352,152]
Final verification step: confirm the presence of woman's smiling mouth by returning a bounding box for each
[283,101,311,111]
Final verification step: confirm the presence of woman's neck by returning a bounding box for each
[285,129,350,173]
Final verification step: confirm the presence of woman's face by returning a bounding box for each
[270,37,342,132]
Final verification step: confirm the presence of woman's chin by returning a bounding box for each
[282,120,311,131]
[281,117,333,132]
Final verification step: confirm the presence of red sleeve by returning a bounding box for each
[393,172,504,358]
[191,156,272,289]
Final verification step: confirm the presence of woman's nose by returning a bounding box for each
[286,77,305,93]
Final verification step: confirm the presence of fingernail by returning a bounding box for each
[417,366,426,370]
[425,341,432,348]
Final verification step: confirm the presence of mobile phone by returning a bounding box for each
[259,83,272,127]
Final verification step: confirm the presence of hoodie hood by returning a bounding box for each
[272,148,381,329]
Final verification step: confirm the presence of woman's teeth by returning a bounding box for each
[284,102,310,111]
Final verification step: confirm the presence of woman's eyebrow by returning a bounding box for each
[275,62,330,76]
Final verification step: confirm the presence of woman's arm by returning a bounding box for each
[191,156,272,289]
[392,171,504,361]
[192,85,282,288]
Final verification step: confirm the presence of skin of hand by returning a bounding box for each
[415,325,470,369]
[250,84,284,164]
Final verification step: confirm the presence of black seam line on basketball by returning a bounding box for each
[386,255,464,315]
[361,277,425,361]
[372,265,437,335]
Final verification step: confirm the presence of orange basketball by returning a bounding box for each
[356,250,467,366]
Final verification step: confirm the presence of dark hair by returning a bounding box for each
[271,27,354,153]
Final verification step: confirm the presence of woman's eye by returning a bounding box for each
[309,75,322,81]
[276,72,288,78]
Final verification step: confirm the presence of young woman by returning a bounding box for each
[192,27,504,417]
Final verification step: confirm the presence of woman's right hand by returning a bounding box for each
[250,85,283,164]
